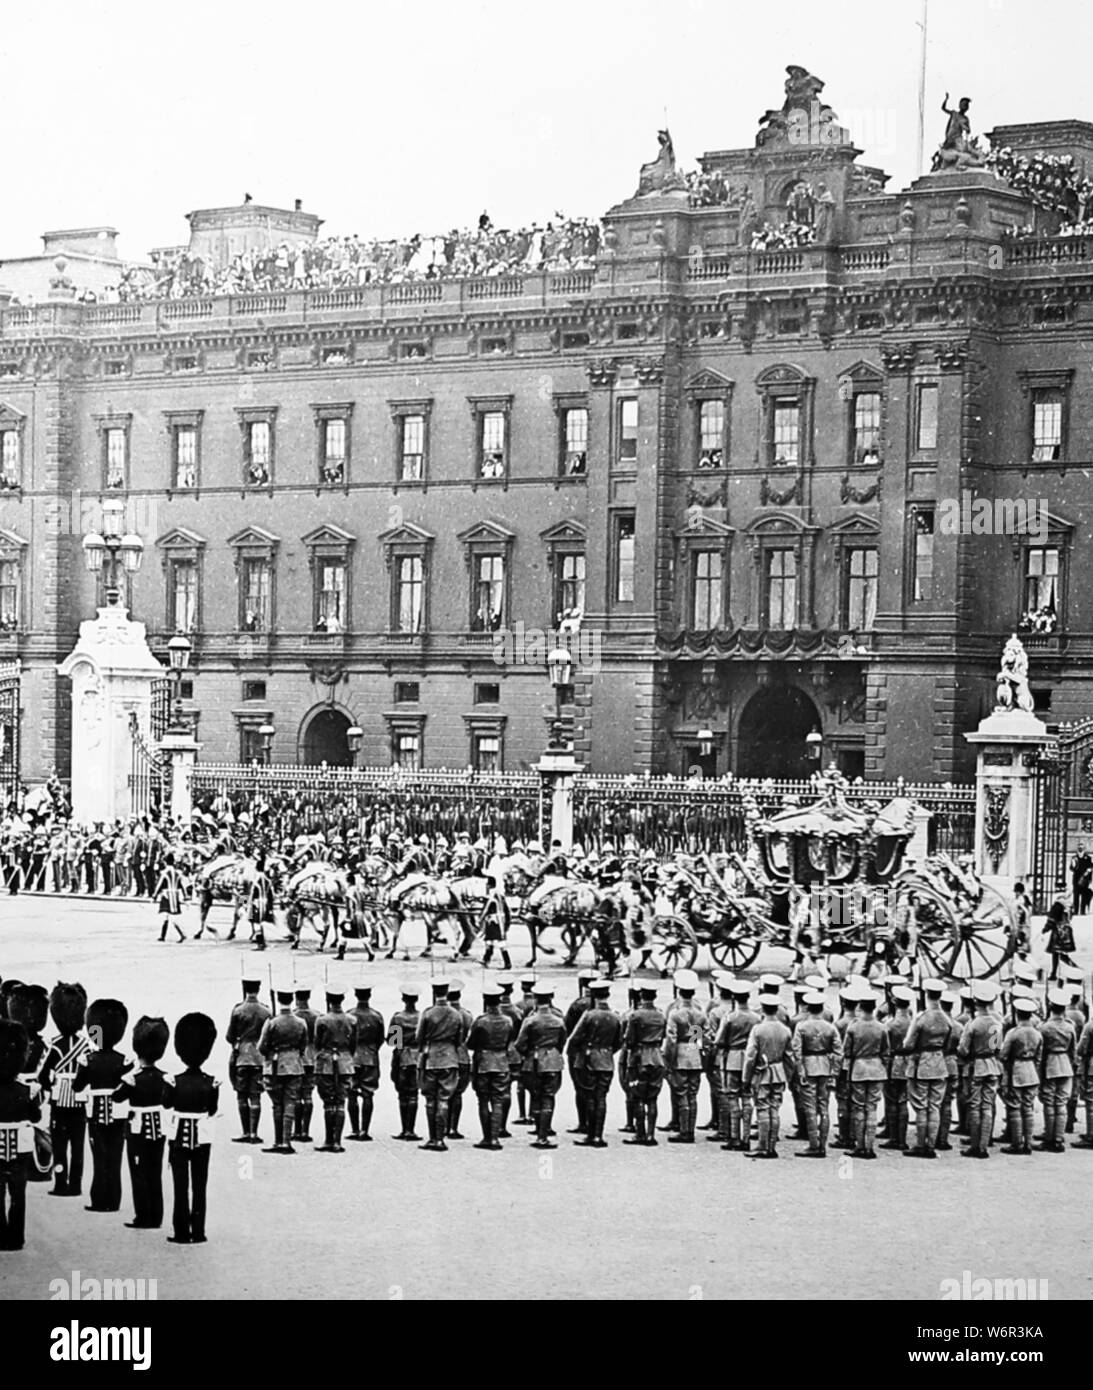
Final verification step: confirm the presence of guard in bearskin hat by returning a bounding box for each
[73,999,131,1212]
[0,1017,40,1249]
[168,1013,219,1243]
[116,1017,171,1228]
[39,982,91,1196]
[0,979,24,1018]
[8,986,51,1184]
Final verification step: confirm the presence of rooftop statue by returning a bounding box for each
[636,129,687,196]
[756,65,850,149]
[931,94,987,171]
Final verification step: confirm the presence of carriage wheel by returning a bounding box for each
[914,883,1017,981]
[649,917,698,976]
[709,934,760,972]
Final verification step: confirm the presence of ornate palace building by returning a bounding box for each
[1,67,1092,786]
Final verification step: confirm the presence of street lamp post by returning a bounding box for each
[258,722,275,767]
[346,725,363,767]
[166,633,191,732]
[806,726,824,765]
[546,645,573,751]
[81,497,144,606]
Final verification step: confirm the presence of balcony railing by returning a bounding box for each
[1005,234,1092,266]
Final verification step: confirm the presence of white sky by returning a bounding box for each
[0,0,1084,260]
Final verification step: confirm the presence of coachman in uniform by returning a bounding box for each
[790,990,841,1157]
[167,1013,219,1244]
[314,989,357,1153]
[566,978,621,1147]
[39,982,90,1196]
[622,986,667,1147]
[515,984,566,1150]
[742,996,794,1159]
[226,975,271,1144]
[416,980,465,1152]
[116,1016,171,1228]
[0,1019,40,1249]
[347,984,384,1142]
[73,998,130,1212]
[467,983,513,1149]
[258,988,308,1154]
[388,987,422,1141]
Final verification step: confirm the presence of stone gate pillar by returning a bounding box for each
[965,709,1050,889]
[535,748,583,851]
[159,728,201,826]
[57,605,165,825]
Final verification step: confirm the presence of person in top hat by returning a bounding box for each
[73,998,130,1211]
[347,985,384,1142]
[314,989,357,1153]
[1038,989,1077,1153]
[115,1017,171,1227]
[902,979,950,1158]
[742,994,794,1159]
[467,983,513,1150]
[258,988,308,1154]
[565,979,621,1148]
[713,981,759,1151]
[387,987,422,1141]
[844,986,889,1159]
[226,975,271,1144]
[791,990,841,1158]
[292,985,318,1143]
[999,998,1042,1156]
[515,984,567,1150]
[957,982,1003,1158]
[445,981,474,1141]
[38,982,91,1196]
[0,1018,40,1249]
[664,971,707,1144]
[622,986,667,1147]
[167,1013,218,1244]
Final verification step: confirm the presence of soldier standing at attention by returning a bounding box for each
[830,984,857,1151]
[999,997,1042,1156]
[702,973,734,1137]
[844,986,889,1159]
[416,980,464,1152]
[257,988,307,1154]
[226,975,270,1145]
[468,983,513,1150]
[38,982,91,1196]
[314,989,357,1153]
[936,990,963,1151]
[515,984,567,1150]
[742,995,793,1159]
[1039,988,1077,1153]
[72,998,130,1212]
[445,981,474,1141]
[953,982,975,1135]
[715,980,759,1152]
[566,978,621,1148]
[622,985,667,1147]
[496,976,522,1138]
[791,990,841,1158]
[957,981,1003,1159]
[387,988,422,1141]
[664,970,706,1144]
[1075,1005,1093,1149]
[292,985,318,1144]
[902,979,950,1159]
[564,970,596,1136]
[116,1017,171,1229]
[0,1020,40,1250]
[166,1013,219,1245]
[347,985,384,1142]
[618,983,643,1134]
[881,983,914,1151]
[787,982,812,1140]
[512,973,538,1126]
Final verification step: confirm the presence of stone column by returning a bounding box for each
[535,749,583,851]
[159,728,201,826]
[965,708,1050,889]
[56,606,165,825]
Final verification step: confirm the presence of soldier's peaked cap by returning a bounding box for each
[1047,987,1069,1009]
[639,986,658,999]
[803,991,825,1008]
[399,985,419,999]
[481,983,503,999]
[519,974,537,987]
[431,979,450,993]
[674,969,698,992]
[1013,997,1036,1014]
[241,977,262,991]
[588,979,611,995]
[354,984,374,996]
[533,984,555,998]
[729,981,752,997]
[759,974,783,990]
[276,989,295,1004]
[922,978,946,995]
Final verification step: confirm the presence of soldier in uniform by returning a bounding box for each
[791,990,841,1157]
[903,979,950,1158]
[417,980,466,1151]
[257,988,308,1154]
[564,970,597,1136]
[953,982,976,1135]
[292,985,318,1143]
[830,984,857,1150]
[0,1019,40,1249]
[446,981,474,1140]
[9,984,49,1186]
[936,989,963,1151]
[566,978,621,1147]
[714,980,759,1151]
[314,988,356,1153]
[844,985,889,1159]
[468,983,513,1149]
[880,983,913,1151]
[73,998,131,1212]
[617,983,642,1134]
[515,984,567,1149]
[664,970,706,1144]
[387,987,422,1141]
[957,980,1003,1159]
[116,1016,171,1228]
[347,984,384,1142]
[787,981,812,1139]
[226,975,270,1144]
[512,973,538,1126]
[1039,987,1077,1153]
[1000,996,1042,1156]
[1075,1005,1093,1149]
[1062,971,1087,1134]
[166,1013,219,1244]
[701,973,734,1136]
[496,976,522,1137]
[622,985,667,1147]
[742,995,794,1159]
[38,981,91,1196]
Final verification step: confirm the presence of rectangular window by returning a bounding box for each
[615,516,636,602]
[618,399,638,463]
[691,550,723,630]
[772,402,799,466]
[171,560,198,633]
[479,411,506,479]
[472,554,505,631]
[852,392,882,464]
[766,550,797,630]
[1024,546,1060,616]
[0,559,18,631]
[394,732,421,770]
[246,421,271,484]
[400,414,425,481]
[322,419,346,483]
[394,681,420,704]
[846,547,878,630]
[396,554,424,633]
[240,726,264,764]
[473,734,501,772]
[105,429,127,489]
[0,432,18,486]
[474,682,501,705]
[562,407,588,476]
[316,560,346,631]
[1031,390,1064,463]
[241,558,271,632]
[912,510,935,602]
[242,679,267,703]
[698,400,724,469]
[916,384,939,452]
[173,426,197,489]
[557,552,586,619]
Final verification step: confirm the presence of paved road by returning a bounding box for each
[1,894,1090,1301]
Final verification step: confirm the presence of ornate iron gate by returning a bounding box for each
[150,677,171,741]
[128,714,168,820]
[0,660,20,807]
[1031,717,1093,910]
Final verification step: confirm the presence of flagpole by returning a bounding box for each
[916,0,929,177]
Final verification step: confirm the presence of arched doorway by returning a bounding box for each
[736,685,821,779]
[301,707,352,767]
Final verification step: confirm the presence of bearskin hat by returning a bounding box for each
[8,984,48,1037]
[86,998,128,1051]
[49,982,87,1035]
[0,979,25,1018]
[132,1016,169,1064]
[174,1013,216,1069]
[0,1019,28,1083]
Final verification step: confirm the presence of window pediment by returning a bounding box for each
[0,527,28,553]
[156,527,206,553]
[755,363,811,392]
[540,520,587,545]
[227,526,279,555]
[458,520,516,547]
[378,522,435,548]
[302,524,355,550]
[837,361,884,388]
[828,512,880,538]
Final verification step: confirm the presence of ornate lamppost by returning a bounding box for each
[546,645,573,750]
[166,634,191,732]
[81,496,144,604]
